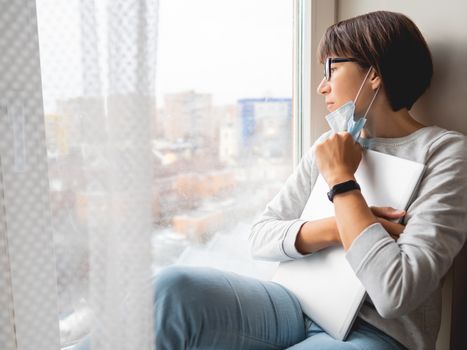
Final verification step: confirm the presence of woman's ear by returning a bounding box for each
[369,69,382,90]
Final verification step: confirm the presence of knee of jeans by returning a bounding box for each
[153,266,207,337]
[154,265,198,310]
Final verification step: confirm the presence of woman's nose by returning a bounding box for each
[316,77,330,95]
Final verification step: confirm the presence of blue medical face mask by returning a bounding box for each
[325,67,380,141]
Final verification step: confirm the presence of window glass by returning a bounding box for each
[152,0,293,277]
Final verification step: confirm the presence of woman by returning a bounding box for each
[154,11,467,350]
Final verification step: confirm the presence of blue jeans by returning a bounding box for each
[74,266,404,350]
[154,265,405,350]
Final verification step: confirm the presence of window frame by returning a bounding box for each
[293,0,336,165]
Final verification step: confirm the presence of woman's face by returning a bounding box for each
[316,57,372,115]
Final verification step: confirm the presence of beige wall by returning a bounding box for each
[336,0,467,134]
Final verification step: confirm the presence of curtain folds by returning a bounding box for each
[36,0,159,349]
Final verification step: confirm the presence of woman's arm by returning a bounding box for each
[334,189,377,250]
[250,130,406,260]
[249,132,332,261]
[295,208,406,254]
[314,131,378,250]
[294,218,340,254]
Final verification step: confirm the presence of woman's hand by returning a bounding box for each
[370,206,406,240]
[314,133,405,241]
[315,132,362,187]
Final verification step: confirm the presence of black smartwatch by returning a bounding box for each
[327,180,361,202]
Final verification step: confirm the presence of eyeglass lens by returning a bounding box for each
[324,58,356,81]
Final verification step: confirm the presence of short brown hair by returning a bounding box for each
[318,11,433,111]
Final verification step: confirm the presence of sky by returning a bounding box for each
[36,0,293,111]
[155,0,293,107]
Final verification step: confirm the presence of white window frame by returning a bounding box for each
[293,0,336,165]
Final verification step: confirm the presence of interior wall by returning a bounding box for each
[336,0,467,135]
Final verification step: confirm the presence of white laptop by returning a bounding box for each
[272,149,425,340]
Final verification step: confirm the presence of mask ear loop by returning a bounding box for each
[353,67,373,106]
[363,87,380,118]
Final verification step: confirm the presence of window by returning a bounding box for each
[35,0,294,348]
[151,0,293,277]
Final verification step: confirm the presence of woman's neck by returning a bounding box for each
[360,106,426,139]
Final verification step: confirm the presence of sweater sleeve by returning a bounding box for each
[248,132,331,261]
[345,132,467,319]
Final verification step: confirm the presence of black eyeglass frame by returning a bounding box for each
[324,57,357,81]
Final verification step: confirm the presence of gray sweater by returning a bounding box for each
[250,126,467,350]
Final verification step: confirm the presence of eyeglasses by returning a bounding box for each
[324,57,357,81]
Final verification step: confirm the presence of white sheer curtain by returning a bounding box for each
[36,0,159,349]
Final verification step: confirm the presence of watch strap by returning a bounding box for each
[327,180,361,202]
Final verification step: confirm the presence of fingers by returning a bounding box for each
[370,206,406,219]
[335,132,357,145]
[377,218,405,240]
